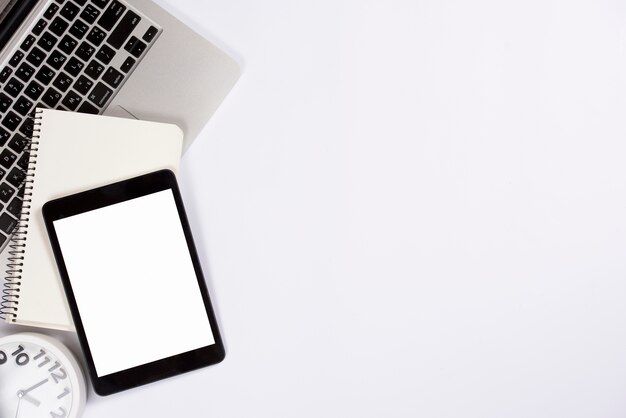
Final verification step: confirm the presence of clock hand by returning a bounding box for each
[21,378,49,394]
[17,378,49,407]
[14,396,22,418]
[18,392,41,407]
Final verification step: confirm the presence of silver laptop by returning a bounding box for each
[0,0,240,248]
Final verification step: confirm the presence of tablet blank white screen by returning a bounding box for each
[53,189,215,377]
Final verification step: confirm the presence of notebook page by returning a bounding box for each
[13,109,182,331]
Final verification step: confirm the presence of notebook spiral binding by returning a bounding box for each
[0,109,42,322]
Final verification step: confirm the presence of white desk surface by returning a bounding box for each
[3,0,626,416]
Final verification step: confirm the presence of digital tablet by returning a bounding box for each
[43,170,225,396]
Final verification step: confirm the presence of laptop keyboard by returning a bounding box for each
[0,0,161,250]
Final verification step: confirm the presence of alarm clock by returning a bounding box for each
[0,332,87,418]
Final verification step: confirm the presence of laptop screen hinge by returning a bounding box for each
[0,0,39,52]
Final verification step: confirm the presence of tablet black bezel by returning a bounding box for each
[42,170,225,396]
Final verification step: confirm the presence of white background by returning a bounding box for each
[3,0,626,417]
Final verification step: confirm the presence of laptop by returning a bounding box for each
[0,0,240,250]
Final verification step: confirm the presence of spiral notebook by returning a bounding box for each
[0,109,183,331]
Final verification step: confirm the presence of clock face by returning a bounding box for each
[0,335,85,418]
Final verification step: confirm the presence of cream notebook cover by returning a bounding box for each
[2,109,183,331]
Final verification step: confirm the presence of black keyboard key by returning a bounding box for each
[24,81,45,101]
[18,118,34,137]
[87,27,106,46]
[64,57,84,77]
[4,78,24,98]
[17,152,29,170]
[74,0,87,5]
[0,212,16,234]
[143,26,158,43]
[7,168,25,188]
[8,134,28,154]
[0,67,12,83]
[107,10,140,49]
[95,44,115,65]
[6,197,22,219]
[0,129,10,146]
[75,41,95,61]
[0,93,12,112]
[20,35,36,52]
[0,149,17,169]
[49,16,69,36]
[26,47,47,66]
[46,50,67,70]
[73,75,93,94]
[92,0,110,8]
[38,32,58,52]
[0,183,13,203]
[80,4,100,23]
[41,87,62,107]
[58,35,78,54]
[2,112,22,131]
[15,63,35,83]
[0,212,17,235]
[62,90,82,110]
[120,56,135,73]
[77,101,98,114]
[0,213,15,236]
[32,18,47,36]
[13,97,33,117]
[60,2,80,21]
[44,3,60,20]
[88,82,112,107]
[52,72,72,92]
[84,60,104,79]
[102,66,123,88]
[98,0,125,30]
[35,65,56,85]
[69,19,88,39]
[9,51,24,67]
[124,36,146,58]
[0,213,17,237]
